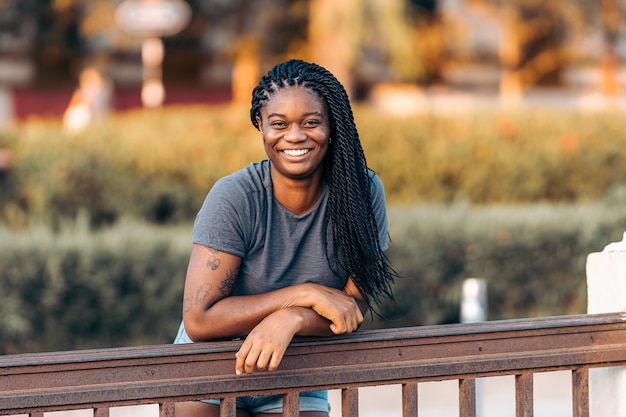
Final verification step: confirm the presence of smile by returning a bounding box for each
[281,149,311,157]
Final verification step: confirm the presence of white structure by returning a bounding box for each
[586,231,626,417]
[461,278,487,323]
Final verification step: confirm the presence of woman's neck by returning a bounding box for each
[271,173,325,215]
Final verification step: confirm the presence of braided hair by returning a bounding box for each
[250,59,396,309]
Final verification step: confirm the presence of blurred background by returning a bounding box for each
[2,0,626,354]
[1,0,624,122]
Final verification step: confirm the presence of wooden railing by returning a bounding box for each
[2,312,626,417]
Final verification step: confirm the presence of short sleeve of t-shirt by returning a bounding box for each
[369,171,389,251]
[191,163,268,257]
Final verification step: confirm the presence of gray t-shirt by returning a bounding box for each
[174,160,388,344]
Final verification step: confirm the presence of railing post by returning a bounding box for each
[402,382,418,417]
[459,378,476,417]
[159,403,175,417]
[586,231,626,417]
[515,373,533,417]
[94,407,110,417]
[342,387,359,417]
[572,367,590,417]
[220,397,237,417]
[283,392,299,417]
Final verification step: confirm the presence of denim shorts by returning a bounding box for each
[202,390,330,413]
[174,323,330,413]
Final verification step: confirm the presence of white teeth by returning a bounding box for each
[283,149,310,156]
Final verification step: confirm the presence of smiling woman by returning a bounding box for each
[173,59,397,417]
[256,85,330,212]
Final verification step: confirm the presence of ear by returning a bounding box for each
[255,116,263,132]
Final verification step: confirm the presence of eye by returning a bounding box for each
[270,121,287,128]
[304,119,321,127]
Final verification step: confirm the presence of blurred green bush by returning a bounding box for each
[0,216,190,354]
[2,106,626,227]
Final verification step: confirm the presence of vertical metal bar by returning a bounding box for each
[459,378,476,417]
[159,402,175,417]
[342,387,359,417]
[572,368,590,417]
[283,392,300,417]
[402,382,418,417]
[157,403,176,417]
[94,407,110,417]
[220,396,237,417]
[515,373,533,417]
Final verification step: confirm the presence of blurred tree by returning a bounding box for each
[493,0,567,103]
[308,0,362,95]
[352,0,444,98]
[189,0,309,100]
[470,0,624,100]
[601,0,619,97]
[406,0,444,84]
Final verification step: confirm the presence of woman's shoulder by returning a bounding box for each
[214,160,271,192]
[367,169,385,191]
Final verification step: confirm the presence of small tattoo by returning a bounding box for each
[194,283,212,305]
[219,267,239,297]
[183,296,193,313]
[206,255,221,271]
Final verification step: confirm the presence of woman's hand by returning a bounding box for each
[296,282,365,334]
[235,308,304,374]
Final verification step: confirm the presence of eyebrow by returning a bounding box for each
[267,111,323,119]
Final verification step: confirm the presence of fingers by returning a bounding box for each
[235,340,251,375]
[235,312,294,375]
[308,284,365,334]
[326,297,364,334]
[235,341,286,374]
[329,307,363,334]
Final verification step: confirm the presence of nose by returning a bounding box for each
[284,124,306,142]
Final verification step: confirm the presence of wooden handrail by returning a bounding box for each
[2,313,626,417]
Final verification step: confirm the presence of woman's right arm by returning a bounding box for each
[182,244,363,342]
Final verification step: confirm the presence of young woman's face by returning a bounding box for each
[256,85,331,182]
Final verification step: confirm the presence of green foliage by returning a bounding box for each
[3,106,626,229]
[0,217,190,354]
[359,108,626,204]
[0,105,265,228]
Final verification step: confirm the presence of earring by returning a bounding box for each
[328,137,332,144]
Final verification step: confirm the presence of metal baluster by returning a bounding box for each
[342,387,359,417]
[220,396,237,417]
[515,373,533,417]
[572,368,590,417]
[402,382,418,417]
[459,378,476,417]
[283,392,300,417]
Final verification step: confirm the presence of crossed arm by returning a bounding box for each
[182,244,368,375]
